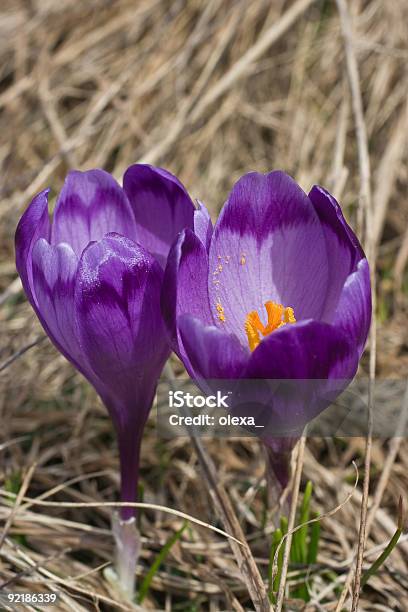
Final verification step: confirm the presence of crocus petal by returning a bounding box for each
[246,320,357,379]
[123,164,195,268]
[31,239,90,376]
[309,185,366,319]
[178,314,249,381]
[15,189,51,306]
[161,229,213,371]
[194,200,213,252]
[52,169,137,256]
[208,172,328,345]
[75,232,170,523]
[243,320,359,433]
[331,258,371,356]
[309,185,364,264]
[75,233,169,429]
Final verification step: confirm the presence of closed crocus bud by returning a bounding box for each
[161,171,371,492]
[15,165,212,597]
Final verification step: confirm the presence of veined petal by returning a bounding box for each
[194,200,213,252]
[331,258,371,357]
[15,189,51,306]
[161,229,213,370]
[52,169,137,256]
[246,320,357,379]
[208,172,328,345]
[309,185,364,264]
[75,233,169,428]
[178,314,249,381]
[123,164,195,268]
[31,239,88,375]
[309,185,366,319]
[243,320,358,432]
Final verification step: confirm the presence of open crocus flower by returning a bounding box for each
[15,164,211,595]
[162,170,371,487]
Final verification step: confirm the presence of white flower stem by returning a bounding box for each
[112,512,141,600]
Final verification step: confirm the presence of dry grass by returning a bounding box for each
[1,0,408,610]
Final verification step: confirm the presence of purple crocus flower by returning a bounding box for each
[15,165,211,595]
[162,171,371,487]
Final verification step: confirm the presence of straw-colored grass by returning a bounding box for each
[1,1,407,610]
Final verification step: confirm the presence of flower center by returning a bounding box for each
[244,301,296,351]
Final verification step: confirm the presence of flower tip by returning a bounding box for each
[15,188,50,252]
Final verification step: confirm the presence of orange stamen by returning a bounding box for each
[245,301,296,351]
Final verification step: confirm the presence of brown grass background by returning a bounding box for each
[0,0,407,610]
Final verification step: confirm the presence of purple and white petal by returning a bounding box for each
[208,172,328,345]
[52,169,137,256]
[178,314,249,381]
[161,229,213,368]
[194,200,213,252]
[31,239,90,375]
[123,164,195,268]
[309,185,366,320]
[75,233,169,428]
[246,320,357,380]
[15,189,51,306]
[309,185,364,265]
[331,258,371,357]
[243,320,358,432]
